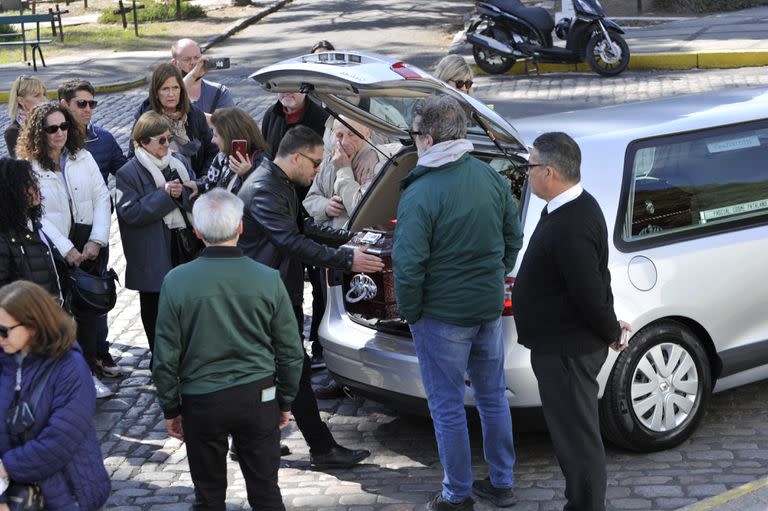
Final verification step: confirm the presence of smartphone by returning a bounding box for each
[204,57,231,70]
[231,139,247,157]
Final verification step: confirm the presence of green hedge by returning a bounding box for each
[0,24,16,35]
[653,0,768,12]
[98,1,205,23]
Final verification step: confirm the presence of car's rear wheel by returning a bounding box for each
[600,320,711,452]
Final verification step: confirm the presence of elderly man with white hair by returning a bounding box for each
[304,116,383,228]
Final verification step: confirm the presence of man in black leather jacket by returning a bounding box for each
[237,125,384,469]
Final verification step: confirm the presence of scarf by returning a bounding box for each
[135,147,191,230]
[166,114,190,155]
[417,139,474,168]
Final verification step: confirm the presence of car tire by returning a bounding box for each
[600,320,712,452]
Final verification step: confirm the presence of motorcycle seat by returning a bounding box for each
[487,0,555,34]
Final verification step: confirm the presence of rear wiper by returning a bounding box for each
[323,106,398,167]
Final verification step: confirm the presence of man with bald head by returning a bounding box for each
[171,38,235,122]
[304,116,382,229]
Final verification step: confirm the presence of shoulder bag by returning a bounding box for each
[4,359,60,511]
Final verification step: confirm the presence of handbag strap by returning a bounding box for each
[23,358,60,442]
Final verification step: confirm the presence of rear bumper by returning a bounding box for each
[320,287,544,408]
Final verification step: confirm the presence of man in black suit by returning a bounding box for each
[512,132,631,511]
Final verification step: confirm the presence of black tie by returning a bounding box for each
[541,206,549,218]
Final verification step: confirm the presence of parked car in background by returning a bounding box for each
[252,52,768,452]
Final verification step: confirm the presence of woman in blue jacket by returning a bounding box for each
[0,280,110,511]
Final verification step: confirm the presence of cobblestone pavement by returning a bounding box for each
[2,67,768,510]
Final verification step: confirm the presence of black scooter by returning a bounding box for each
[466,0,630,77]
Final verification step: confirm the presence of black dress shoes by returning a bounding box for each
[314,379,344,399]
[310,445,371,469]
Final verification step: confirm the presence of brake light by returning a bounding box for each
[391,61,421,79]
[502,277,515,316]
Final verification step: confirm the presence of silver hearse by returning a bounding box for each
[252,52,768,452]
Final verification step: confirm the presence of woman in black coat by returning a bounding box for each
[116,111,194,366]
[127,63,217,178]
[0,158,63,300]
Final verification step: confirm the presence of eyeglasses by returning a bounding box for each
[406,129,423,141]
[74,99,98,109]
[520,163,547,176]
[43,122,69,134]
[297,152,322,168]
[149,135,171,145]
[0,323,23,338]
[450,78,474,90]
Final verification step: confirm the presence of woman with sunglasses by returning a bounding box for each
[4,75,48,157]
[433,55,475,95]
[116,111,194,367]
[16,103,113,399]
[0,158,64,300]
[0,280,111,511]
[128,63,217,179]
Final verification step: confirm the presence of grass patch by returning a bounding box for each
[0,24,16,35]
[98,0,205,23]
[652,0,768,13]
[0,23,174,64]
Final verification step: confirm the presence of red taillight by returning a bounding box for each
[502,277,515,316]
[391,61,421,79]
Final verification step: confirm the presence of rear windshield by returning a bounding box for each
[330,93,502,139]
[618,120,768,247]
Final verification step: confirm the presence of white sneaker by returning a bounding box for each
[93,375,115,399]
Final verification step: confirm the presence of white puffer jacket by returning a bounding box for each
[31,149,111,257]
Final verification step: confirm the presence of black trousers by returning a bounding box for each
[306,265,326,355]
[139,291,160,364]
[291,304,335,454]
[182,379,285,511]
[75,314,99,367]
[531,348,609,511]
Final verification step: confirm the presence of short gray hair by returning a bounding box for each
[192,189,244,243]
[433,55,472,83]
[413,95,467,144]
[532,132,581,184]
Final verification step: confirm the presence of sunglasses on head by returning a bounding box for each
[450,79,474,90]
[0,323,22,338]
[43,122,69,134]
[74,99,98,109]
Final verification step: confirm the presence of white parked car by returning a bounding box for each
[252,52,768,452]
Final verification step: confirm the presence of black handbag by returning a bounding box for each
[6,483,44,511]
[4,359,58,511]
[170,208,203,266]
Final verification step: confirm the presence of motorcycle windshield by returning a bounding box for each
[573,0,605,16]
[250,51,526,152]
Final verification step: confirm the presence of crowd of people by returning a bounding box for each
[0,35,630,511]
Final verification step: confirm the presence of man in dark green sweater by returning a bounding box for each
[393,95,523,511]
[153,189,303,511]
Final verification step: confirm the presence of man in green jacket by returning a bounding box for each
[153,189,303,511]
[393,95,523,511]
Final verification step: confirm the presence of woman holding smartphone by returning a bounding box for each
[194,107,270,195]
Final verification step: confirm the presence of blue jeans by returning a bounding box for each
[410,316,515,503]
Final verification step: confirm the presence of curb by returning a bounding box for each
[0,0,292,98]
[675,475,768,511]
[470,50,768,76]
[202,0,294,51]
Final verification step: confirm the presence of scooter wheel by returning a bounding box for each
[586,31,630,77]
[472,44,515,75]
